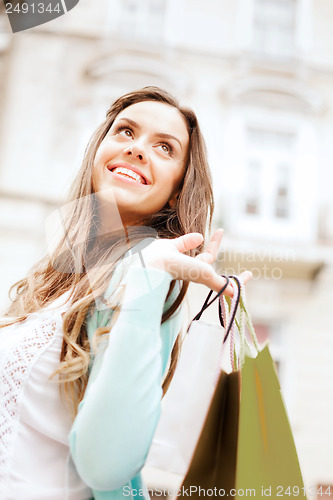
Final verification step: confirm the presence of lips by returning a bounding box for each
[107,162,150,185]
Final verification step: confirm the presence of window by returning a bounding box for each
[275,164,290,218]
[119,0,166,42]
[253,0,297,59]
[245,127,295,220]
[245,161,261,215]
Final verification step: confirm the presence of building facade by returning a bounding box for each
[0,0,332,494]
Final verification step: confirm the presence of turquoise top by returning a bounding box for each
[68,247,183,500]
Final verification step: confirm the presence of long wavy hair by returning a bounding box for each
[1,86,214,416]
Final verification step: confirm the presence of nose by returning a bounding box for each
[124,141,147,163]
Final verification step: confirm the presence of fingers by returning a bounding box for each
[222,271,253,297]
[240,270,252,285]
[162,232,253,299]
[198,269,253,297]
[173,233,204,253]
[174,229,223,260]
[163,249,253,298]
[164,252,220,289]
[195,228,223,264]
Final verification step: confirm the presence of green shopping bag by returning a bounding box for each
[236,345,305,498]
[179,277,307,500]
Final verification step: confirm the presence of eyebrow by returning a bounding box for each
[116,117,183,149]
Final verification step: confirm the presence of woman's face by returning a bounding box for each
[92,101,189,227]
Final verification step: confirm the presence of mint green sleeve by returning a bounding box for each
[68,265,183,492]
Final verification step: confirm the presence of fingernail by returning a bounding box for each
[242,270,252,278]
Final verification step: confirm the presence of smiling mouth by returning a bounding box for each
[109,166,148,185]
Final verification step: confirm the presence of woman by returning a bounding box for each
[0,87,251,499]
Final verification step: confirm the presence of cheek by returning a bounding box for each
[91,165,98,192]
[92,152,104,191]
[171,164,186,190]
[95,136,115,163]
[92,143,109,184]
[94,145,105,166]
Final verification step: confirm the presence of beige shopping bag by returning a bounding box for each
[144,278,239,481]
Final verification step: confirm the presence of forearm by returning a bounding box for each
[69,266,180,491]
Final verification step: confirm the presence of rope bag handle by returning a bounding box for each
[219,275,260,370]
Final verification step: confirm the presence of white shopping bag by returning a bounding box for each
[144,279,240,487]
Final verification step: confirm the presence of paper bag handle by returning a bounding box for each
[190,275,241,344]
[191,277,230,323]
[220,276,260,369]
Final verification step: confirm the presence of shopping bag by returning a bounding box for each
[236,345,305,496]
[178,276,306,499]
[178,369,240,494]
[144,277,240,481]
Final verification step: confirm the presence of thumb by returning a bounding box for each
[173,233,204,253]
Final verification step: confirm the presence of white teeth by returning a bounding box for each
[112,167,145,184]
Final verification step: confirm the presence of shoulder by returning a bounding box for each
[86,238,179,335]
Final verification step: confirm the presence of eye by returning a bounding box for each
[114,125,134,138]
[158,143,173,156]
[121,129,133,138]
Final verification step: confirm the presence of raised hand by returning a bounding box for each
[140,229,252,297]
